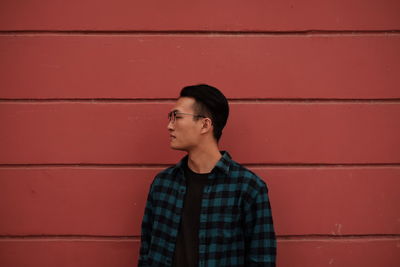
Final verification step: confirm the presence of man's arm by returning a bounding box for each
[244,182,277,266]
[138,184,154,266]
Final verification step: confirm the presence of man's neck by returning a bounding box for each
[187,145,222,174]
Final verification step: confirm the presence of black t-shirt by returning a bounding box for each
[172,162,210,267]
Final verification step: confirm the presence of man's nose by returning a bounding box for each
[167,120,174,131]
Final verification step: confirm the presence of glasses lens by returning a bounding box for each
[168,111,175,122]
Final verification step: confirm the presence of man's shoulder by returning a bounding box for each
[146,165,180,195]
[227,158,267,189]
[151,165,179,184]
[157,165,178,177]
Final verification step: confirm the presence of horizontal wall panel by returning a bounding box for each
[278,238,400,267]
[0,168,156,236]
[1,103,399,164]
[1,167,398,236]
[1,35,400,99]
[0,1,399,31]
[256,168,400,236]
[1,238,399,267]
[0,239,138,267]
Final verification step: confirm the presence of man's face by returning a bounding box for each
[167,97,204,151]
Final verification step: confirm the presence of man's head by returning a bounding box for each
[167,84,229,151]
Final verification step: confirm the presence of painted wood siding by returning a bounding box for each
[0,1,399,266]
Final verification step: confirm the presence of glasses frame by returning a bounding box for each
[168,110,206,123]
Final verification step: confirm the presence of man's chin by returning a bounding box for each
[170,146,185,151]
[170,143,187,151]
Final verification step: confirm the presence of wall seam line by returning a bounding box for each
[1,163,400,168]
[1,99,400,103]
[1,30,400,36]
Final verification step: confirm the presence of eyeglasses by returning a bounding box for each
[168,110,206,123]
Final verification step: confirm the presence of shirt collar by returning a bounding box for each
[174,150,232,176]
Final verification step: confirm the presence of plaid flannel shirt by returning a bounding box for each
[139,151,276,266]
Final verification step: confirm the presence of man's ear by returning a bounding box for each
[200,118,213,134]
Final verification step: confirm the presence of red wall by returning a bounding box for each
[1,1,399,266]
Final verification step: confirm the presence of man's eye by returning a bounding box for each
[175,116,182,119]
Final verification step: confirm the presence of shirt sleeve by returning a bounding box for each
[243,182,277,266]
[138,182,154,266]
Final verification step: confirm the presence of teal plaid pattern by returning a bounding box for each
[139,151,276,266]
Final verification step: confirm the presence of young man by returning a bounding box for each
[139,84,276,266]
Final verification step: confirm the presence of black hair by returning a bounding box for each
[180,84,229,142]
